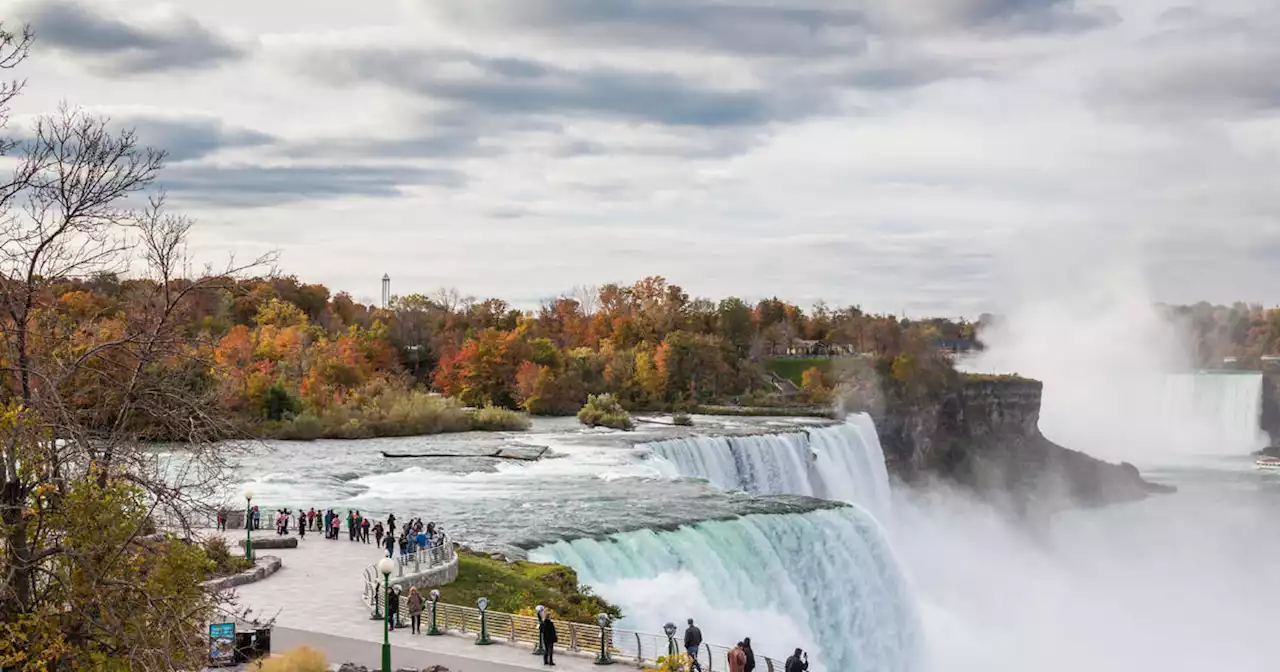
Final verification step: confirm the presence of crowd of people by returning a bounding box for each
[232,505,447,560]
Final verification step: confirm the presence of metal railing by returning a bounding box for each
[366,593,785,672]
[362,534,456,605]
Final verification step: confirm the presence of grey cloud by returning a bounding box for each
[112,115,275,162]
[310,48,795,128]
[928,0,1117,33]
[16,0,246,74]
[157,164,466,208]
[1088,9,1280,119]
[423,0,869,57]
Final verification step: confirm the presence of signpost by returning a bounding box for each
[209,622,236,667]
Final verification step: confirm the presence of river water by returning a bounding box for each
[213,388,1280,672]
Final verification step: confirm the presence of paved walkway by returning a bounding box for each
[209,528,612,671]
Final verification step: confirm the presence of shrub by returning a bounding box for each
[469,404,532,431]
[672,412,693,426]
[577,393,634,431]
[202,536,252,578]
[256,646,328,672]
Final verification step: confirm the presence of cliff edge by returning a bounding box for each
[875,375,1173,511]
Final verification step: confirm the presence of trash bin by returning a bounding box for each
[254,628,272,657]
[233,632,254,663]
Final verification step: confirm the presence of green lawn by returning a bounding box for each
[764,357,833,385]
[433,550,621,622]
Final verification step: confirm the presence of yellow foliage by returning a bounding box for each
[255,646,329,672]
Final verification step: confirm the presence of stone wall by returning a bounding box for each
[389,552,459,593]
[877,376,1170,513]
[203,555,282,593]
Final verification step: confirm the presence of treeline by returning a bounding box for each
[40,273,976,433]
[1162,302,1280,368]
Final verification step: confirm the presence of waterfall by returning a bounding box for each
[642,415,891,517]
[1159,373,1266,451]
[529,508,922,672]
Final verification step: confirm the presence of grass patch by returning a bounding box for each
[960,372,1037,384]
[434,549,622,622]
[258,391,531,440]
[764,357,833,386]
[577,393,634,431]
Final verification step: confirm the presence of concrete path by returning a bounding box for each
[209,529,614,672]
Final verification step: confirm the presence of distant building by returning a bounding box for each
[381,274,391,308]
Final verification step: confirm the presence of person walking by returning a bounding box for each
[374,521,384,549]
[784,649,808,672]
[384,530,395,558]
[330,513,340,540]
[407,587,424,634]
[539,610,558,666]
[297,510,306,539]
[216,507,227,531]
[728,642,746,672]
[743,637,756,672]
[362,516,371,544]
[387,586,401,631]
[684,619,703,672]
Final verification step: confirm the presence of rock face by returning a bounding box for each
[877,377,1172,512]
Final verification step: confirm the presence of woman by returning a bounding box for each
[407,587,424,634]
[374,521,384,549]
[387,586,401,631]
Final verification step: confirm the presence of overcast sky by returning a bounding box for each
[2,0,1277,316]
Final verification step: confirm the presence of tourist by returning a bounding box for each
[307,507,316,531]
[384,530,395,557]
[388,512,396,533]
[539,609,558,666]
[251,506,260,530]
[330,513,340,539]
[397,534,408,557]
[387,586,401,631]
[728,642,746,672]
[784,649,808,672]
[297,509,306,538]
[743,637,756,672]
[684,619,703,672]
[361,516,371,543]
[374,521,384,548]
[216,507,227,531]
[407,587,424,634]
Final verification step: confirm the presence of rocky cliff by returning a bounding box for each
[876,375,1172,512]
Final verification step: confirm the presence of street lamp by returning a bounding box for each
[378,557,395,672]
[475,597,492,645]
[663,622,677,658]
[243,490,254,562]
[533,604,546,656]
[427,589,442,636]
[594,613,614,665]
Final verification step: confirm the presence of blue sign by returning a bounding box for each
[209,622,236,664]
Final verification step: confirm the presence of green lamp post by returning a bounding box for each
[475,597,492,645]
[532,604,546,656]
[378,557,394,672]
[427,589,442,636]
[243,490,254,562]
[594,613,614,665]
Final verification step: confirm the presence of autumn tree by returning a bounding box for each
[0,28,272,669]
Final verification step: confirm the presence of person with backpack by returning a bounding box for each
[742,637,756,672]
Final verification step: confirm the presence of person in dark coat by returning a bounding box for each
[384,531,395,558]
[784,649,808,672]
[387,586,401,631]
[684,619,703,672]
[743,637,756,672]
[539,611,558,666]
[297,510,306,539]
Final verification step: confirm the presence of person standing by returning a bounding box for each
[743,637,756,672]
[407,587,424,634]
[684,619,703,672]
[361,516,371,544]
[384,530,395,558]
[784,649,808,672]
[216,507,227,531]
[374,522,384,549]
[728,642,746,672]
[297,510,306,539]
[387,586,401,631]
[539,610,558,666]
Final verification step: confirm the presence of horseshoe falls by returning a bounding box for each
[643,414,892,516]
[529,507,922,672]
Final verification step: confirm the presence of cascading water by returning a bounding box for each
[529,507,922,672]
[642,414,891,517]
[1160,372,1267,450]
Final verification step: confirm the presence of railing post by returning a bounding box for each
[635,633,642,663]
[570,623,579,651]
[704,643,712,671]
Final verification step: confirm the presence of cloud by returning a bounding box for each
[111,114,275,162]
[1089,8,1280,119]
[15,0,247,74]
[157,164,467,208]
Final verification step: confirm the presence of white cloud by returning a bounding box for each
[2,0,1277,315]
